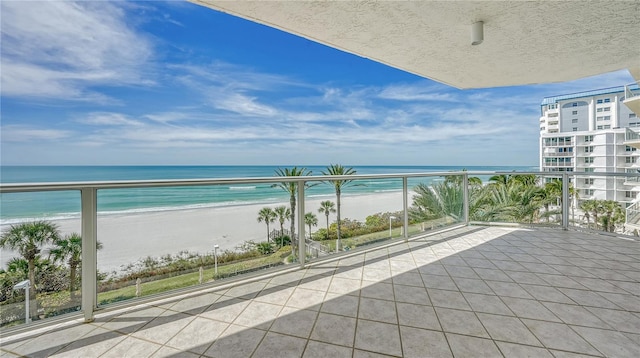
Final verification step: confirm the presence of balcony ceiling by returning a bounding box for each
[189,0,640,89]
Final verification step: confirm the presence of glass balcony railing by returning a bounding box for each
[2,170,639,331]
[625,128,640,141]
[624,81,640,100]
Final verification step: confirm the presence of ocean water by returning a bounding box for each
[0,165,533,224]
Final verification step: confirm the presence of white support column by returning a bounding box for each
[562,173,570,230]
[81,188,98,322]
[403,177,409,241]
[297,181,306,267]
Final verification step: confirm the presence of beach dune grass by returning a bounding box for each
[2,247,290,326]
[97,246,290,305]
[317,217,455,251]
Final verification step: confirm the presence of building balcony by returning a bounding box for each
[543,162,573,167]
[1,172,639,357]
[624,128,640,149]
[2,224,639,358]
[622,81,640,117]
[542,152,573,157]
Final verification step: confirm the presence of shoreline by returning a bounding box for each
[0,191,408,273]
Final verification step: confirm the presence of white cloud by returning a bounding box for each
[0,125,72,142]
[378,83,458,102]
[79,112,144,127]
[0,1,153,101]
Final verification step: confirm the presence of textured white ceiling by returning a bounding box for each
[190,0,640,89]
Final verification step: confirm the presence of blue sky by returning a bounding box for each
[0,1,635,166]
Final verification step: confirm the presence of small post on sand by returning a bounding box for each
[135,278,142,297]
[199,266,204,284]
[214,244,219,277]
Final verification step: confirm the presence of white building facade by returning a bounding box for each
[539,86,639,205]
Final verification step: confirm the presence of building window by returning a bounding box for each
[584,135,593,142]
[597,108,603,113]
[548,104,557,110]
[585,146,594,153]
[603,107,610,112]
[584,189,595,195]
[630,122,640,127]
[584,168,595,172]
[584,157,594,164]
[597,99,603,104]
[597,125,603,130]
[572,127,578,131]
[626,156,637,164]
[603,125,611,129]
[584,178,594,185]
[572,110,578,115]
[572,102,578,107]
[626,191,635,199]
[630,113,637,119]
[626,146,637,152]
[572,118,578,123]
[604,98,611,103]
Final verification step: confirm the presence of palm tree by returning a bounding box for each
[542,179,563,222]
[274,205,291,235]
[0,221,60,319]
[49,233,103,300]
[304,212,318,239]
[318,200,336,240]
[410,181,463,222]
[272,167,314,243]
[322,164,361,251]
[580,199,601,230]
[257,207,277,242]
[598,200,625,232]
[488,174,511,186]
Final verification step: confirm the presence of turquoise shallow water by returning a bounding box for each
[0,165,533,223]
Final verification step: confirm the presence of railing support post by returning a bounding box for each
[298,181,306,267]
[562,173,570,230]
[402,177,409,241]
[463,173,469,225]
[81,188,98,322]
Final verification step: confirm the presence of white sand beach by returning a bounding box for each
[1,192,407,273]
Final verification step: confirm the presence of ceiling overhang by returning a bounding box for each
[189,0,640,89]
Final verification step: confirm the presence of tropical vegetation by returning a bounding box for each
[322,164,361,251]
[317,200,336,240]
[256,207,277,242]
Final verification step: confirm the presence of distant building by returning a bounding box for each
[539,86,639,206]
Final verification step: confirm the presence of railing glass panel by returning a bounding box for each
[468,173,564,226]
[571,173,639,234]
[0,191,82,328]
[406,174,465,233]
[95,184,290,307]
[304,177,404,261]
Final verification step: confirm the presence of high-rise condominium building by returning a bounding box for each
[539,86,639,206]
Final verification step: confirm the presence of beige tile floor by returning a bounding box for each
[2,226,639,357]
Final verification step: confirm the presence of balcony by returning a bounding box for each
[624,128,640,149]
[623,81,640,117]
[542,152,573,157]
[2,224,639,357]
[543,162,573,167]
[1,172,639,357]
